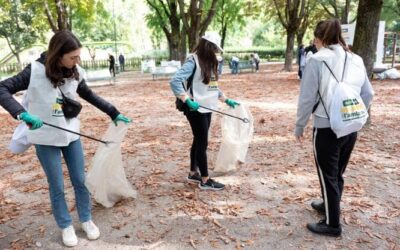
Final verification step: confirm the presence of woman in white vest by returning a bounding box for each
[170,32,239,191]
[295,19,374,237]
[0,31,131,247]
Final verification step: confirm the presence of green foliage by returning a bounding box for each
[251,20,283,47]
[145,1,169,49]
[0,0,42,64]
[381,0,400,31]
[224,47,286,61]
[319,0,358,24]
[72,1,115,42]
[210,0,247,48]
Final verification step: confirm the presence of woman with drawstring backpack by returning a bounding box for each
[295,19,374,237]
[0,30,131,247]
[169,32,240,191]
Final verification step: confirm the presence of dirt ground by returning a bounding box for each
[0,64,399,250]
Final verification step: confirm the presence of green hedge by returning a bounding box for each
[223,48,288,61]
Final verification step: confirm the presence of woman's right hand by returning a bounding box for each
[185,98,200,111]
[19,112,43,130]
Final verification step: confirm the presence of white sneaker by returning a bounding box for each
[82,220,100,240]
[62,225,78,247]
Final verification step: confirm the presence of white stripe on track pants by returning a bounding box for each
[312,127,357,227]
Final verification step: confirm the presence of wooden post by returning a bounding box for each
[392,33,397,68]
[383,33,388,63]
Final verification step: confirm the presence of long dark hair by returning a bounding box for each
[45,30,82,87]
[314,19,348,51]
[192,38,219,84]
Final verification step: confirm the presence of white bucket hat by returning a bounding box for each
[202,31,223,52]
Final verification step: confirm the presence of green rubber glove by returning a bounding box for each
[225,99,240,108]
[113,114,132,126]
[19,112,43,130]
[185,98,200,111]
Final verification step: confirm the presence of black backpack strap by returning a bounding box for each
[180,57,197,96]
[188,61,196,97]
[58,87,66,98]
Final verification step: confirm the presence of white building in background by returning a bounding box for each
[341,21,386,68]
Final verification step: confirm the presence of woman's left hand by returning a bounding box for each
[225,99,240,108]
[113,114,132,126]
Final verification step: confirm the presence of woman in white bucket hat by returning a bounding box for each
[169,31,239,191]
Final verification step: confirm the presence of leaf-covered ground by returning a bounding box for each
[0,64,399,249]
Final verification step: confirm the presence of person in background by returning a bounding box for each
[217,52,224,75]
[295,19,374,237]
[119,53,125,72]
[305,40,318,63]
[108,53,115,77]
[169,31,240,191]
[231,56,239,74]
[0,31,132,247]
[250,53,260,72]
[297,45,306,79]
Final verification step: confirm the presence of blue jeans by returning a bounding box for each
[218,60,224,75]
[231,61,238,74]
[35,139,91,229]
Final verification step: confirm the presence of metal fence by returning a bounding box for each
[0,56,170,75]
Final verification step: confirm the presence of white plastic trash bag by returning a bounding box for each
[214,104,254,173]
[376,68,400,80]
[9,92,32,153]
[384,68,400,79]
[9,122,31,153]
[329,83,368,138]
[86,122,136,207]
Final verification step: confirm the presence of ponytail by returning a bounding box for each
[314,19,348,51]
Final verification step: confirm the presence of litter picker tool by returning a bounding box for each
[43,122,113,145]
[199,105,250,123]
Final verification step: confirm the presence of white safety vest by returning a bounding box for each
[26,61,84,146]
[191,54,219,113]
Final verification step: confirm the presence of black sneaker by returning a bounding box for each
[198,178,225,191]
[187,172,202,183]
[311,200,325,214]
[307,220,342,237]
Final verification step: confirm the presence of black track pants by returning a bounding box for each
[313,127,357,227]
[186,111,212,177]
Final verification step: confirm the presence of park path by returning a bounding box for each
[0,64,399,249]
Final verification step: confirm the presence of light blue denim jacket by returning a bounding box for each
[169,57,224,98]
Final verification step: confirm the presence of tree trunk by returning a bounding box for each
[284,30,296,71]
[296,32,305,47]
[179,0,218,52]
[170,21,182,61]
[15,53,22,71]
[352,0,383,78]
[44,0,58,32]
[188,28,199,52]
[341,0,350,24]
[56,0,70,31]
[221,24,227,49]
[179,27,187,63]
[169,36,181,61]
[273,0,306,72]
